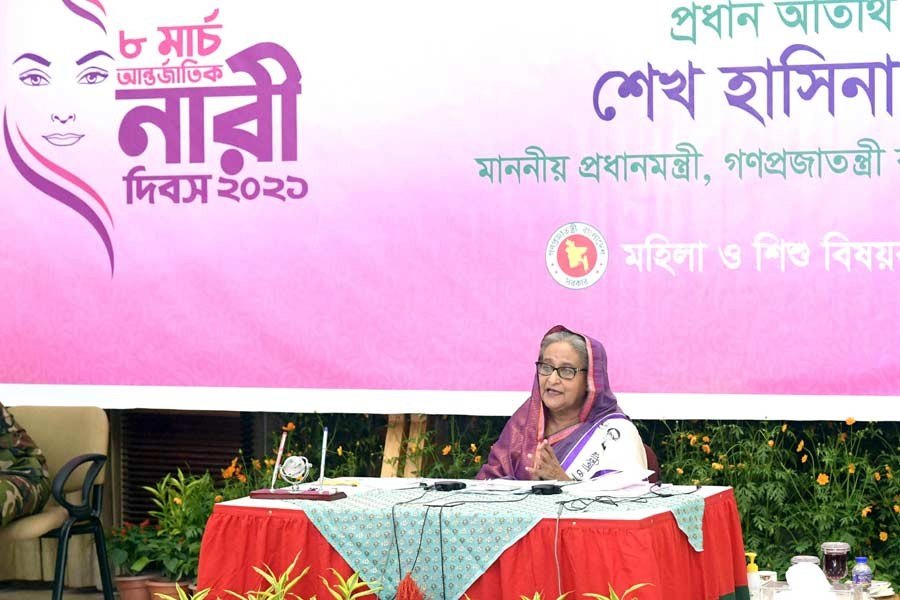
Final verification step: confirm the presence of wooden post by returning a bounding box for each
[402,414,429,477]
[380,414,407,477]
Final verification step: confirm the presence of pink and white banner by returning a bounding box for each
[1,0,897,417]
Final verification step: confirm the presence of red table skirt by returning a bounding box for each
[198,489,749,600]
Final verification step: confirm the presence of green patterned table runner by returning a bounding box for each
[291,487,705,600]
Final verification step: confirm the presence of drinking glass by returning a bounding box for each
[821,542,851,584]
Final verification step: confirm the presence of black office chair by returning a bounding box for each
[0,406,114,600]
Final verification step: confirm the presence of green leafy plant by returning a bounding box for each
[225,551,310,600]
[384,415,505,479]
[584,582,652,600]
[153,583,212,600]
[320,568,382,600]
[106,518,156,576]
[653,419,900,580]
[144,468,218,582]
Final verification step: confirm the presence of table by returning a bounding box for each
[197,480,749,600]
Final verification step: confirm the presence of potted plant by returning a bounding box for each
[143,469,217,597]
[107,519,158,600]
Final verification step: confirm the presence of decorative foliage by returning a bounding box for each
[320,568,383,600]
[225,552,309,600]
[584,582,652,600]
[153,583,212,600]
[106,518,156,575]
[143,468,218,582]
[647,419,900,580]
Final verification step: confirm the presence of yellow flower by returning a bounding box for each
[839,432,848,443]
[848,463,856,474]
[214,495,223,503]
[470,443,478,453]
[893,504,899,514]
[173,497,182,505]
[712,462,724,471]
[702,444,711,454]
[801,454,808,464]
[282,422,296,432]
[441,445,452,456]
[879,531,888,542]
[875,472,882,481]
[767,440,775,448]
[237,473,247,483]
[252,459,261,471]
[265,458,275,467]
[220,456,239,479]
[337,445,343,457]
[474,455,482,464]
[676,467,684,475]
[689,435,698,446]
[846,417,856,426]
[692,479,700,486]
[796,440,805,452]
[816,473,830,486]
[781,423,788,433]
[862,506,872,518]
[702,435,710,443]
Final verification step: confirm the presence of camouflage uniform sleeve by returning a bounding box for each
[1,403,51,527]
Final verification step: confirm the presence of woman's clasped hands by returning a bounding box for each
[525,438,569,480]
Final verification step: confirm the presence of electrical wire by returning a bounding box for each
[387,488,430,599]
[554,502,564,598]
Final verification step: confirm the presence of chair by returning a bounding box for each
[644,443,660,484]
[0,406,114,600]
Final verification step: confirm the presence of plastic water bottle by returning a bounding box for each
[851,556,873,599]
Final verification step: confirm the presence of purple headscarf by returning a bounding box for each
[476,325,626,480]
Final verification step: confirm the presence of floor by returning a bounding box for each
[0,583,105,600]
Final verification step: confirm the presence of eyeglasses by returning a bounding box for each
[535,362,587,380]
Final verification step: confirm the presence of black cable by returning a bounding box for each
[557,495,623,512]
[648,483,701,497]
[388,491,538,599]
[387,488,430,599]
[439,505,447,600]
[424,492,532,509]
[554,502,564,598]
[407,505,432,577]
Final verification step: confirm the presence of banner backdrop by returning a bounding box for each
[1,0,898,417]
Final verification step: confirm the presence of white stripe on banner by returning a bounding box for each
[0,384,893,421]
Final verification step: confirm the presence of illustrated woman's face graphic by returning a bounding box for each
[7,0,112,153]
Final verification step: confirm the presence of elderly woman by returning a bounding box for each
[477,325,647,481]
[0,402,50,527]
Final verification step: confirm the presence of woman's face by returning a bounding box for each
[539,341,587,417]
[6,0,112,155]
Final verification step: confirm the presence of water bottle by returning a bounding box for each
[851,556,873,599]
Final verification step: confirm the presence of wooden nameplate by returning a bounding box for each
[250,488,347,501]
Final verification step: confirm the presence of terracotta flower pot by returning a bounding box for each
[113,574,152,600]
[146,578,191,599]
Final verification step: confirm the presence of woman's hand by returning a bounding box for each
[525,439,570,480]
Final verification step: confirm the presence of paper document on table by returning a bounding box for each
[566,469,655,494]
[467,480,533,493]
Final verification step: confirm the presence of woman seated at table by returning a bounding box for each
[477,325,647,481]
